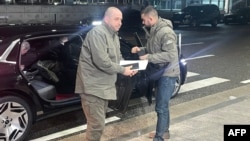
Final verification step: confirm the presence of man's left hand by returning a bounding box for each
[139,54,148,60]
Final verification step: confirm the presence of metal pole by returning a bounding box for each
[178,33,182,55]
[54,13,56,24]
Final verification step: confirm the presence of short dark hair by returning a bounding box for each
[141,5,158,17]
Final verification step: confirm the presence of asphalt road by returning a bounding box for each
[27,24,250,140]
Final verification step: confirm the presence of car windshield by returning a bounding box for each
[235,8,249,14]
[182,6,200,13]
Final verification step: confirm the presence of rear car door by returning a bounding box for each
[108,36,139,113]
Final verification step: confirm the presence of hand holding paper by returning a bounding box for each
[120,60,148,70]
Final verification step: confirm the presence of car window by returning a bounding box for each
[236,9,244,14]
[0,37,8,56]
[6,42,19,62]
[20,34,83,93]
[183,6,193,13]
[236,8,250,15]
[183,6,200,13]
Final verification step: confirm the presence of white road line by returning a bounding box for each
[241,79,250,84]
[30,116,120,141]
[186,72,199,77]
[182,42,204,46]
[179,77,230,93]
[185,54,215,61]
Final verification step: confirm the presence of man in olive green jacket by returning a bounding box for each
[132,6,180,141]
[75,7,137,141]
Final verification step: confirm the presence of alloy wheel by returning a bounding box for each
[0,96,33,141]
[171,75,181,98]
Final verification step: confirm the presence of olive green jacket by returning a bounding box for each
[142,17,180,77]
[75,23,125,100]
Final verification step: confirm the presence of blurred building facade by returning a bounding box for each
[0,0,249,24]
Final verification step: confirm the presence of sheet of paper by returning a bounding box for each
[120,60,148,70]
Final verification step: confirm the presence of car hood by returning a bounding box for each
[172,12,189,19]
[225,13,237,16]
[224,13,238,18]
[173,11,188,16]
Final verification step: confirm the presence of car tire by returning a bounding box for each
[240,19,248,25]
[0,95,33,141]
[211,19,218,27]
[190,20,198,27]
[171,75,181,98]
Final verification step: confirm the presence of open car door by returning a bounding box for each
[108,36,139,113]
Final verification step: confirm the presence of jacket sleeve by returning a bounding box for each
[148,27,178,64]
[85,30,125,74]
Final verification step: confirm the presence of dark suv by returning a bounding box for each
[224,7,250,24]
[172,4,221,27]
[0,24,187,141]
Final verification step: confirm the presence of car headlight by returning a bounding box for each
[180,58,187,65]
[92,21,102,26]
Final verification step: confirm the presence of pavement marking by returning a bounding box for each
[186,72,199,77]
[182,42,204,46]
[240,79,250,84]
[179,77,230,93]
[185,54,215,61]
[30,116,120,141]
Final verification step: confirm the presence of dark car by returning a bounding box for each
[224,7,250,24]
[172,4,221,27]
[0,24,187,141]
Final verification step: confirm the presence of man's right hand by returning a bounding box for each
[131,46,141,53]
[123,66,138,77]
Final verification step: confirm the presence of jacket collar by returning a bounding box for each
[150,17,161,34]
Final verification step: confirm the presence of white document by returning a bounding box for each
[120,60,148,70]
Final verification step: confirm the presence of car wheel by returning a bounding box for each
[240,19,248,25]
[171,75,181,98]
[211,19,218,27]
[0,96,33,141]
[190,20,198,27]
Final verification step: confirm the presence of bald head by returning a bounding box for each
[104,7,121,17]
[103,7,122,32]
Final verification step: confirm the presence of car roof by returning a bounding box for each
[0,24,91,41]
[186,4,218,8]
[188,4,217,6]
